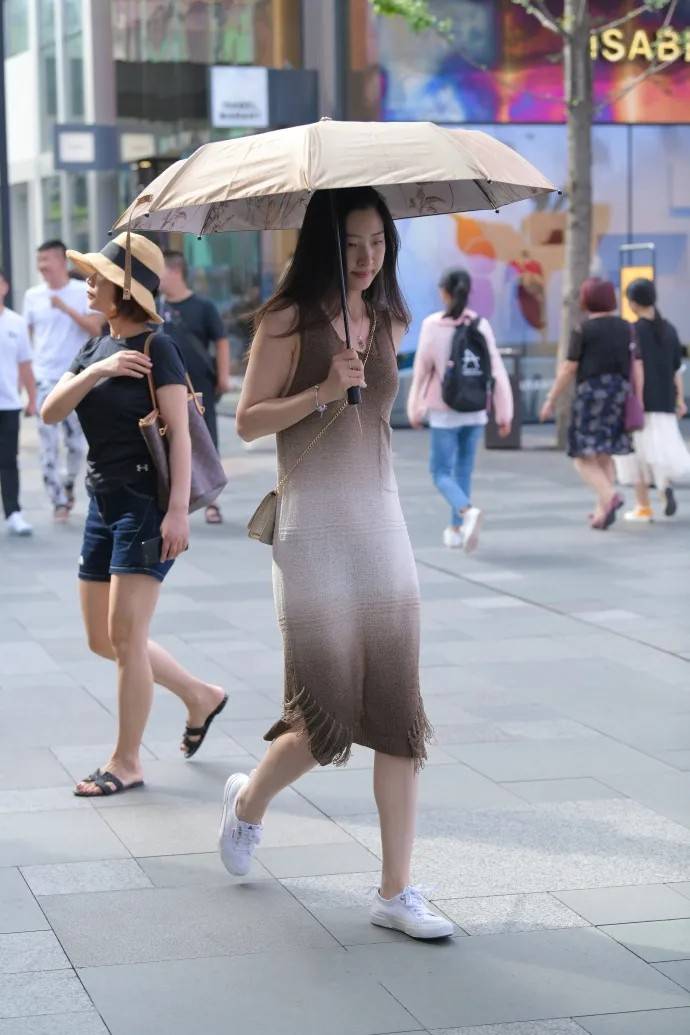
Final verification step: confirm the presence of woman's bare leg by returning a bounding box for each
[374,752,418,899]
[235,731,317,824]
[76,574,160,793]
[573,456,614,518]
[80,581,225,751]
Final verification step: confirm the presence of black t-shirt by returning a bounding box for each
[158,294,225,388]
[634,316,682,413]
[69,331,187,494]
[567,315,632,383]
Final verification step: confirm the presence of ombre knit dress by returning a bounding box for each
[264,313,431,769]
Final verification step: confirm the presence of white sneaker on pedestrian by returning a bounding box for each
[462,507,483,553]
[218,772,263,876]
[442,526,463,549]
[6,511,32,536]
[370,885,454,940]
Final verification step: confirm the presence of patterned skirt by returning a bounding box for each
[567,374,633,459]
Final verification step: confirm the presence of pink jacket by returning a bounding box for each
[406,309,514,427]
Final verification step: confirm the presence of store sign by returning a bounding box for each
[591,26,690,63]
[210,66,269,129]
[57,130,96,165]
[54,124,119,171]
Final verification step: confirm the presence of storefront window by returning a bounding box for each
[111,0,275,66]
[39,0,58,150]
[64,0,85,120]
[4,0,29,57]
[68,173,89,253]
[42,176,63,242]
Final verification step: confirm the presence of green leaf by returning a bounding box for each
[370,0,453,42]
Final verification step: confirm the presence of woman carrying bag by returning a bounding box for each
[219,188,453,941]
[540,277,637,530]
[615,278,690,522]
[41,233,227,797]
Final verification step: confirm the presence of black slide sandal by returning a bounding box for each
[73,770,144,797]
[182,694,229,759]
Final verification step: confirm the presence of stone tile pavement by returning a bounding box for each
[1,416,690,1033]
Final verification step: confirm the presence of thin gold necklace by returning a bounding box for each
[347,301,367,350]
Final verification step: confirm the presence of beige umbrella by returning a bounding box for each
[114,119,557,403]
[114,119,557,235]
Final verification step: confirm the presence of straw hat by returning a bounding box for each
[66,232,164,324]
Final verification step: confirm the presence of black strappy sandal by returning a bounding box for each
[73,770,144,797]
[182,693,229,759]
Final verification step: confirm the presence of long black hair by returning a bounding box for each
[627,277,665,338]
[439,268,471,319]
[256,187,410,334]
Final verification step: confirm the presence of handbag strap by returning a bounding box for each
[143,332,204,418]
[276,308,377,495]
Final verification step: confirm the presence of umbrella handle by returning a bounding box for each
[331,191,361,406]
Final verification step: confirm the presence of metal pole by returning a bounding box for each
[330,189,360,406]
[0,0,13,306]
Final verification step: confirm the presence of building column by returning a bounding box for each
[82,0,117,247]
[301,0,348,119]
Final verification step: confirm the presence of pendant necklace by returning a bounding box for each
[347,302,367,350]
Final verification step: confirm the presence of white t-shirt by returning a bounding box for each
[23,278,93,383]
[0,307,32,410]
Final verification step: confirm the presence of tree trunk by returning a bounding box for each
[557,0,593,447]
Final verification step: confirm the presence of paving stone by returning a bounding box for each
[40,883,337,966]
[21,860,152,897]
[79,948,423,1035]
[0,971,93,1019]
[654,960,690,991]
[0,931,70,973]
[430,1022,586,1035]
[600,918,690,963]
[136,851,271,886]
[0,1012,110,1035]
[0,749,71,791]
[0,810,130,867]
[0,869,48,934]
[502,780,624,804]
[336,800,690,899]
[436,893,588,935]
[257,841,380,879]
[347,927,690,1029]
[294,764,525,816]
[554,886,690,926]
[576,1006,690,1034]
[0,788,91,814]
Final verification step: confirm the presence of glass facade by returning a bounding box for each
[349,0,690,396]
[38,0,58,150]
[41,175,62,242]
[110,1,301,368]
[64,0,85,120]
[4,0,29,57]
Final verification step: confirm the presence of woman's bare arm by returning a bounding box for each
[235,306,364,442]
[157,383,191,560]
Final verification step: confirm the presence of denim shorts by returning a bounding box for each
[78,483,174,584]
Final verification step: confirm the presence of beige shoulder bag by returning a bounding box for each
[247,310,376,545]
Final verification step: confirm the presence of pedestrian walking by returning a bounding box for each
[0,270,36,537]
[406,269,513,552]
[614,278,690,522]
[22,240,101,521]
[540,277,636,530]
[218,187,453,940]
[40,233,227,797]
[159,250,231,524]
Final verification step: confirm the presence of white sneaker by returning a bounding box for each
[6,511,32,536]
[442,526,463,549]
[462,507,483,553]
[371,885,454,940]
[218,772,263,876]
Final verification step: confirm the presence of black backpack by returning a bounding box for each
[441,318,494,413]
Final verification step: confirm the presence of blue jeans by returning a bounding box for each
[429,425,484,526]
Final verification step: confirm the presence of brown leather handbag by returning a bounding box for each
[139,332,227,513]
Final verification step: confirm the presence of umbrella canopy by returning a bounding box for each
[114,119,557,236]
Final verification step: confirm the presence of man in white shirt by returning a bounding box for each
[23,240,101,519]
[0,269,36,535]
